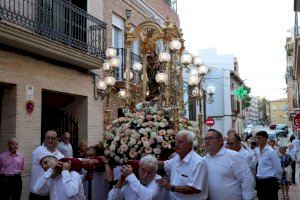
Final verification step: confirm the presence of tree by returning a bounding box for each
[242,86,251,109]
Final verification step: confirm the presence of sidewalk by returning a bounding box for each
[278,162,300,200]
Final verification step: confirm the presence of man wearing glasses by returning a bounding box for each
[29,130,64,200]
[204,129,254,200]
[226,133,257,176]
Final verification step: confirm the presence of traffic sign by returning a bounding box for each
[293,113,300,130]
[205,117,215,127]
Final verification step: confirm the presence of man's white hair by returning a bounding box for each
[140,154,158,171]
[176,130,195,144]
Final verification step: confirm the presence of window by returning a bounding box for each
[272,106,277,111]
[273,116,277,123]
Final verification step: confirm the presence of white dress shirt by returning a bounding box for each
[107,174,164,200]
[83,171,110,200]
[30,145,64,194]
[33,168,85,200]
[57,142,73,158]
[239,147,257,177]
[164,150,207,200]
[254,145,282,179]
[205,147,255,200]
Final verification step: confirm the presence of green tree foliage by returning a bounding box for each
[242,86,251,109]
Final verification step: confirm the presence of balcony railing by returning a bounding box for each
[114,48,142,82]
[0,0,107,59]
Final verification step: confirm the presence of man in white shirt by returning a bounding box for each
[33,155,85,200]
[204,129,255,200]
[29,130,64,200]
[292,135,300,161]
[226,133,257,176]
[57,132,73,158]
[156,130,207,200]
[287,143,296,184]
[108,155,164,200]
[255,131,282,200]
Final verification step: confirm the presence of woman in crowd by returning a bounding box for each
[278,146,292,200]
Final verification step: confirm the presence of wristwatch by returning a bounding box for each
[170,185,175,192]
[104,161,109,165]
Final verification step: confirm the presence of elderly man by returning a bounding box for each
[156,130,207,200]
[226,133,257,176]
[33,155,85,200]
[57,132,73,158]
[0,138,24,200]
[255,131,282,200]
[204,129,254,200]
[108,155,164,200]
[29,130,64,200]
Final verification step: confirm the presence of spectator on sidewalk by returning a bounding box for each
[292,135,300,162]
[204,129,254,200]
[156,130,208,200]
[76,140,87,158]
[0,138,24,200]
[255,131,282,200]
[57,132,73,158]
[29,130,64,200]
[226,133,257,177]
[286,143,296,184]
[278,146,292,200]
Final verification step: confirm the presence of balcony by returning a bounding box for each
[0,0,107,70]
[113,48,142,88]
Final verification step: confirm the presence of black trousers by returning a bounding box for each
[256,177,278,200]
[0,174,22,200]
[291,161,296,184]
[28,193,50,200]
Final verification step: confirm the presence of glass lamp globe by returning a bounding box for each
[123,72,133,80]
[105,47,117,58]
[109,57,120,68]
[104,76,116,86]
[170,38,182,51]
[158,52,171,62]
[188,75,200,86]
[103,61,110,71]
[133,62,142,71]
[181,54,192,66]
[155,71,168,83]
[118,89,126,98]
[191,87,199,97]
[97,80,107,90]
[207,85,216,95]
[190,69,198,76]
[198,65,208,76]
[193,57,203,66]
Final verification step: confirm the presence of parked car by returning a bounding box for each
[274,124,288,137]
[267,130,277,140]
[269,124,276,130]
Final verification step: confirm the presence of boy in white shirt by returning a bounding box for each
[33,155,85,200]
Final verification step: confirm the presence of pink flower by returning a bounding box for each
[106,125,113,131]
[120,144,129,153]
[146,115,153,121]
[159,130,167,136]
[141,137,148,143]
[145,147,153,154]
[162,141,169,148]
[148,138,155,145]
[129,149,138,158]
[156,136,163,143]
[122,124,130,131]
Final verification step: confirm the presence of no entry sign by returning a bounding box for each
[205,117,215,127]
[293,113,300,130]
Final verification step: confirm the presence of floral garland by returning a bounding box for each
[103,104,197,165]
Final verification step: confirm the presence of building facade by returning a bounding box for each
[0,0,178,198]
[185,49,245,136]
[269,98,290,125]
[244,96,259,125]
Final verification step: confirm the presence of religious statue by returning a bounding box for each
[146,51,161,101]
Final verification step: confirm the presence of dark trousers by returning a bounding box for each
[291,161,296,184]
[29,193,50,200]
[0,174,22,200]
[256,177,278,200]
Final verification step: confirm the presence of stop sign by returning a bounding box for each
[205,117,215,127]
[293,113,300,130]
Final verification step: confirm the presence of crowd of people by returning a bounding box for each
[0,128,299,200]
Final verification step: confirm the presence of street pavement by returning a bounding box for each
[249,125,300,199]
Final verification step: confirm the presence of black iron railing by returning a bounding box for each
[113,48,142,82]
[0,0,107,58]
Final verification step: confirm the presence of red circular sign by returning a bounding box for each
[293,113,300,130]
[205,117,215,127]
[26,101,34,113]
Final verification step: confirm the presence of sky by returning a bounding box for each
[177,0,294,101]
